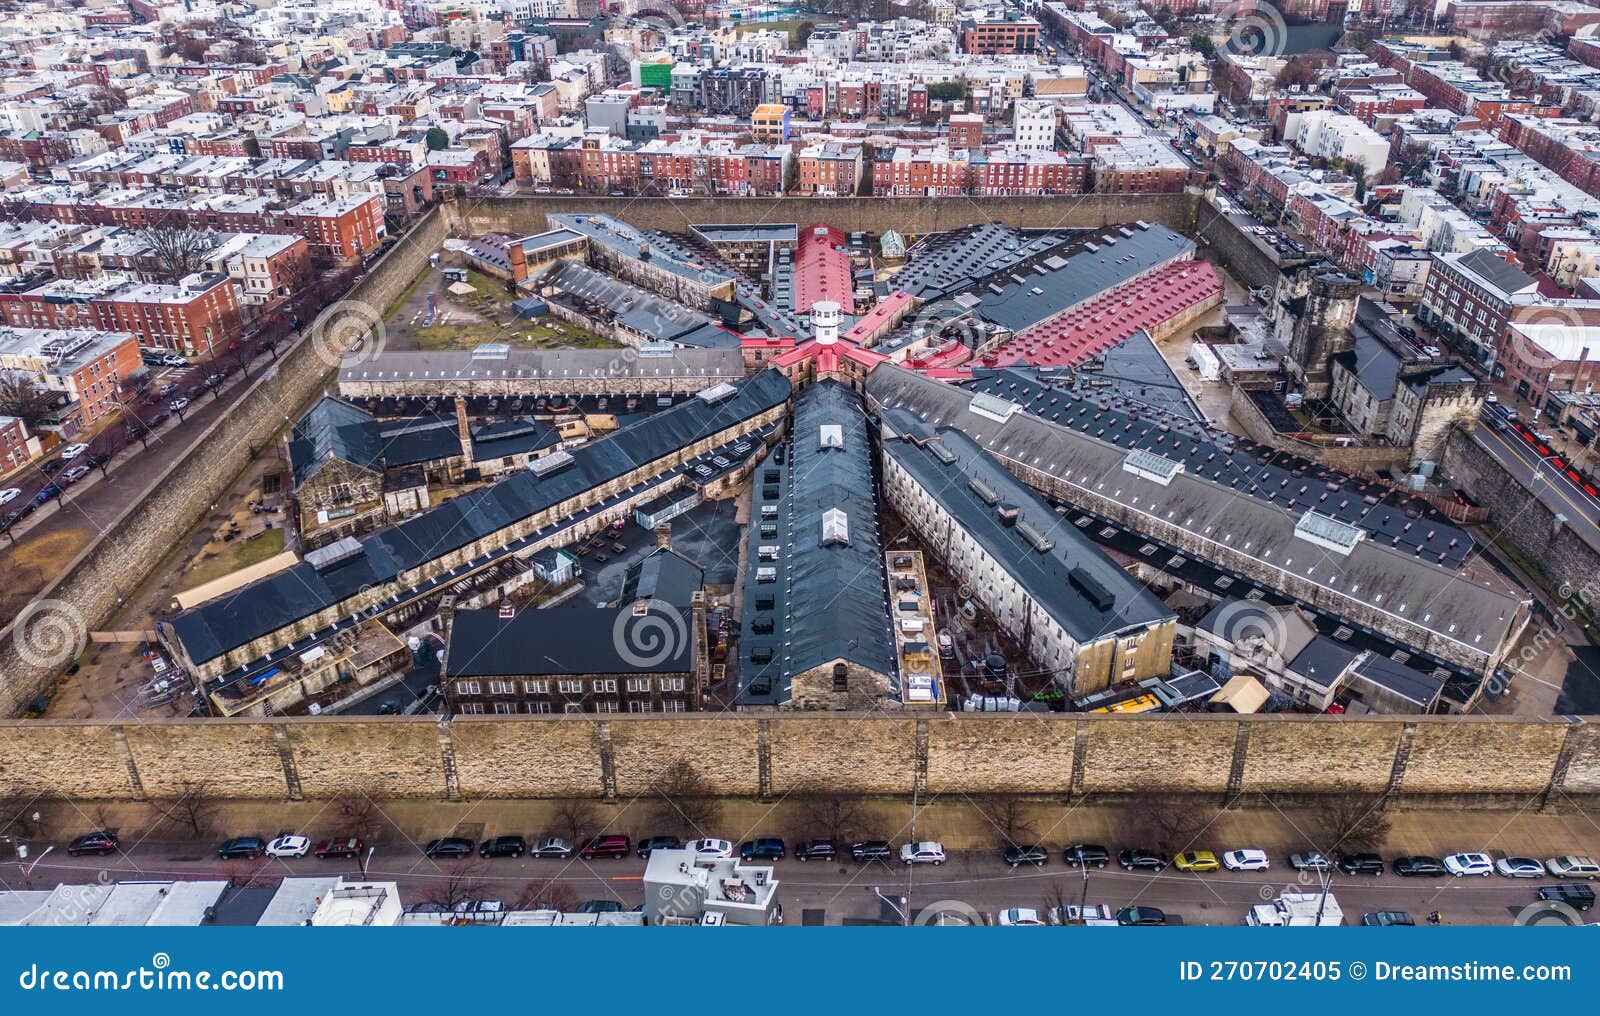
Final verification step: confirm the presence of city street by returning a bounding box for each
[4,833,1589,926]
[1473,421,1600,554]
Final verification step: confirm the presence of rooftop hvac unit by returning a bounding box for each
[696,382,737,404]
[1068,566,1115,611]
[1015,520,1054,554]
[527,450,574,477]
[968,477,999,505]
[305,536,363,571]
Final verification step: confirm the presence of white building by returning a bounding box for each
[1285,110,1389,181]
[1012,98,1058,151]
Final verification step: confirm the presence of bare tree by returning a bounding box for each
[332,794,385,843]
[646,759,721,838]
[1127,794,1214,855]
[1317,793,1391,855]
[0,373,57,428]
[140,223,220,283]
[147,779,220,839]
[549,798,599,845]
[0,798,46,839]
[973,795,1035,847]
[512,878,578,913]
[792,796,869,845]
[416,858,490,912]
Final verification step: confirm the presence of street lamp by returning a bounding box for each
[361,846,375,879]
[25,844,53,876]
[867,885,909,926]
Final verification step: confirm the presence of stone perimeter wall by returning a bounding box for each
[0,208,449,718]
[444,192,1201,239]
[2,713,1595,811]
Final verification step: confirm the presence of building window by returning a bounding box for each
[488,680,515,695]
[659,677,684,692]
[558,679,582,694]
[493,702,517,714]
[595,678,618,693]
[458,702,485,714]
[625,678,650,693]
[456,680,481,696]
[523,679,549,694]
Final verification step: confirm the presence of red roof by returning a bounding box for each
[793,222,855,314]
[989,260,1222,370]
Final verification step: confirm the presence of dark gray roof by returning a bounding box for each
[470,417,559,460]
[926,364,1474,565]
[618,546,703,606]
[737,381,895,704]
[288,397,383,486]
[968,224,1194,333]
[960,334,1203,423]
[885,428,1174,644]
[864,365,1526,663]
[1334,329,1402,401]
[1455,247,1537,299]
[1288,633,1360,685]
[445,605,691,677]
[891,224,1079,302]
[692,223,798,243]
[288,397,462,484]
[169,370,790,668]
[1350,650,1446,707]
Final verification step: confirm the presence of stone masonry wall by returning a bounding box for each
[1,713,1595,811]
[445,192,1201,240]
[0,208,447,718]
[1440,426,1600,592]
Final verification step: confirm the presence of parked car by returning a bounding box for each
[157,383,178,397]
[996,907,1047,926]
[739,838,786,861]
[59,443,88,460]
[1118,849,1167,872]
[169,397,190,412]
[1362,911,1416,926]
[1444,852,1494,877]
[0,488,20,507]
[59,465,90,484]
[850,840,892,861]
[1393,855,1448,877]
[33,485,61,504]
[1003,844,1048,868]
[264,835,310,859]
[577,899,623,914]
[66,830,119,856]
[685,838,734,860]
[1222,848,1271,872]
[423,837,475,860]
[314,837,364,860]
[578,835,630,860]
[1496,856,1547,878]
[528,837,572,859]
[479,835,525,859]
[1175,850,1219,873]
[126,422,149,440]
[1539,883,1596,911]
[795,840,837,861]
[636,836,682,858]
[1116,906,1166,926]
[1545,855,1600,880]
[38,457,61,474]
[1289,851,1332,872]
[1336,853,1384,876]
[217,836,266,860]
[900,841,946,865]
[1064,843,1111,868]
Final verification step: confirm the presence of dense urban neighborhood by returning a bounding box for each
[1,0,1600,932]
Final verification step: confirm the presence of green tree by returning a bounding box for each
[926,80,964,102]
[425,126,449,151]
[1190,33,1214,56]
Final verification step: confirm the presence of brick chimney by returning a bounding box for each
[454,396,473,468]
[653,523,672,549]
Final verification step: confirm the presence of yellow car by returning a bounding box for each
[1175,850,1220,873]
